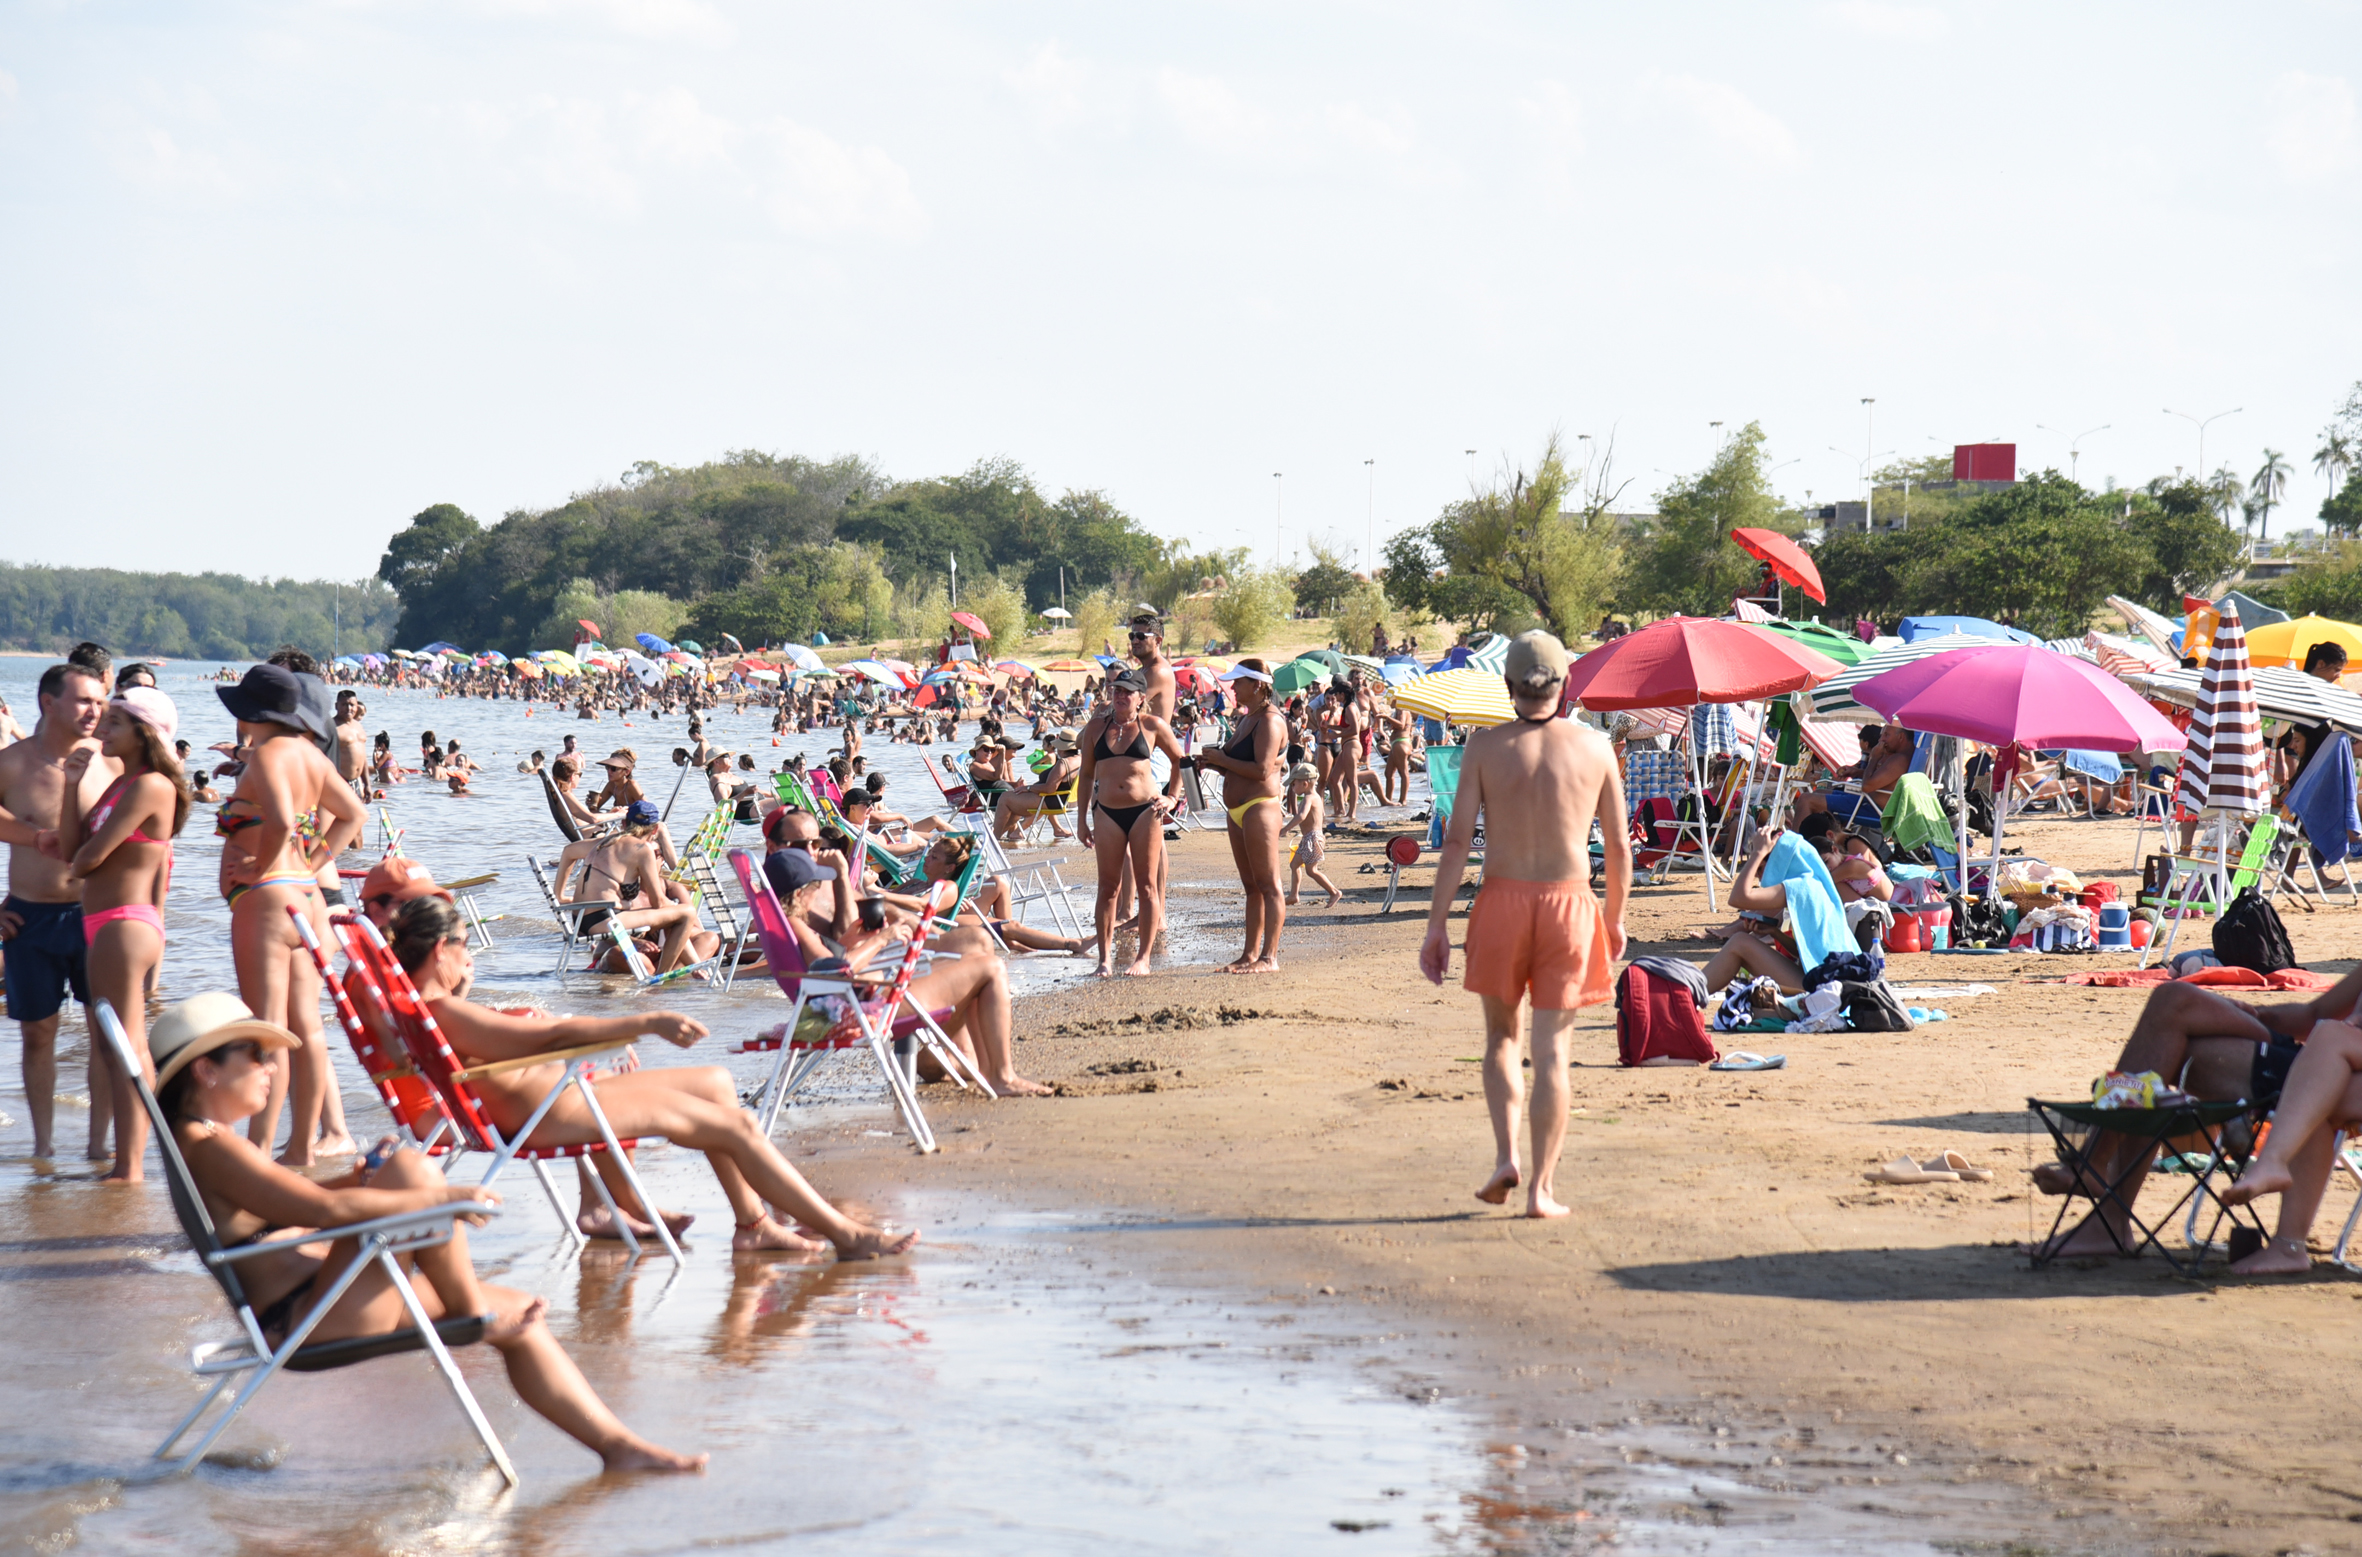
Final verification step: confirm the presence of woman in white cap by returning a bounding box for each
[53,687,188,1180]
[213,663,367,1167]
[149,992,704,1473]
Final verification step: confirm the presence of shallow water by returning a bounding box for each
[0,660,2096,1554]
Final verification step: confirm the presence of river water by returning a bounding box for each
[0,660,2097,1554]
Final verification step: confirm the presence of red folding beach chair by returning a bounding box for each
[724,848,989,1152]
[325,910,684,1262]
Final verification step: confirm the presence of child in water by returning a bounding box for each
[1283,761,1340,908]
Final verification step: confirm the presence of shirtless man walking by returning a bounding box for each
[1419,631,1628,1219]
[0,663,120,1163]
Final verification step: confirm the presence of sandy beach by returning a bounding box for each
[794,808,2362,1555]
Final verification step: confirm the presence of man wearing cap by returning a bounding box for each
[0,660,118,1160]
[1420,630,1629,1220]
[991,729,1080,842]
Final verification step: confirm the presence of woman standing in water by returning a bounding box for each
[54,687,187,1180]
[215,664,366,1165]
[1194,662,1288,973]
[1075,668,1189,978]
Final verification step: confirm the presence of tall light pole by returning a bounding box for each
[2165,406,2242,482]
[1363,458,1375,574]
[1272,472,1283,565]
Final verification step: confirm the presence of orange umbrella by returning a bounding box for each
[1730,527,1825,604]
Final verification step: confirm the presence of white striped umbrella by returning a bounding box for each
[2175,603,2267,820]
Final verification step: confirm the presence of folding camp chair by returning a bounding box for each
[724,849,988,1150]
[2142,816,2283,969]
[330,913,684,1263]
[528,854,618,973]
[91,1000,516,1485]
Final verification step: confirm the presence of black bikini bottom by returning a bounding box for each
[1096,800,1157,836]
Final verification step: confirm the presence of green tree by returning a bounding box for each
[1627,423,1782,617]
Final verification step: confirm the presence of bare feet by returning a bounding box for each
[833,1225,921,1260]
[2229,1235,2312,1275]
[599,1434,709,1474]
[732,1215,830,1254]
[1475,1164,1521,1205]
[578,1204,696,1241]
[2221,1164,2292,1208]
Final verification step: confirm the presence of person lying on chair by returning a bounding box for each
[2030,967,2362,1269]
[390,895,919,1258]
[154,992,704,1473]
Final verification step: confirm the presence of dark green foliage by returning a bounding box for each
[0,564,398,660]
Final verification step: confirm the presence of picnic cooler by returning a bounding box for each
[1616,963,1719,1067]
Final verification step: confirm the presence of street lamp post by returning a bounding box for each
[2164,406,2242,483]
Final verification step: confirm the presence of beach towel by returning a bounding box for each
[2286,731,2360,868]
[1759,831,1850,974]
[1879,773,1953,857]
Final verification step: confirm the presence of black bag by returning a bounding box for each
[1840,980,1915,1032]
[2213,888,2297,974]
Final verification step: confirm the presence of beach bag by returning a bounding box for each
[1616,964,1719,1067]
[1840,980,1915,1033]
[2214,889,2297,974]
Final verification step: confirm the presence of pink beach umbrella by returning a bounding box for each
[1852,643,2188,877]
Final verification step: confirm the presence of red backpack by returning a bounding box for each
[1616,963,1720,1066]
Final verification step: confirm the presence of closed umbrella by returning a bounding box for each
[1390,668,1516,728]
[1730,527,1826,603]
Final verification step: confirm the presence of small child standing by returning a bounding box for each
[1284,761,1341,908]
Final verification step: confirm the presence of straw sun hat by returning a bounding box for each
[151,992,298,1088]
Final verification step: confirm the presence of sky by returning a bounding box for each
[3,1,2361,583]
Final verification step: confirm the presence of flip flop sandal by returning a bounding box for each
[1933,1149,1995,1182]
[1863,1155,1961,1185]
[1710,1052,1787,1071]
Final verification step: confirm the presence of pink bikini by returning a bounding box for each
[82,776,172,948]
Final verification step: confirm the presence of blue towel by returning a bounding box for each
[1760,832,1851,973]
[2287,732,2360,867]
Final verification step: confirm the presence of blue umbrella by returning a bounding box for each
[635,632,675,655]
[1897,615,2040,646]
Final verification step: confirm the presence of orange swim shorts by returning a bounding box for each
[1462,876,1614,1011]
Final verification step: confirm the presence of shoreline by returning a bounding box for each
[804,814,2362,1555]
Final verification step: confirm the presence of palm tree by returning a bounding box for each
[2316,427,2354,500]
[2250,448,2293,545]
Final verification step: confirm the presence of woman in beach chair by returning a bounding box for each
[389,896,917,1258]
[153,992,704,1473]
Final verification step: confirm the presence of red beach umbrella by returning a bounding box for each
[1730,528,1825,604]
[1559,617,1844,711]
[950,611,992,640]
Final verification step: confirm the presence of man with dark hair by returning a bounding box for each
[0,662,119,1161]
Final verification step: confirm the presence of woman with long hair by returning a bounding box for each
[56,688,188,1180]
[391,896,919,1255]
[215,664,366,1165]
[1075,668,1189,978]
[1194,661,1288,973]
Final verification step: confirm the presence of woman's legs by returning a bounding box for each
[523,1067,920,1257]
[308,1151,702,1471]
[87,919,162,1182]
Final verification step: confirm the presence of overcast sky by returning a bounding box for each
[3,1,2360,582]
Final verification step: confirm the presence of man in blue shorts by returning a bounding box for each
[0,661,115,1161]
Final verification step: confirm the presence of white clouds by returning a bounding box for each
[1639,72,1799,169]
[1816,1,1948,41]
[2265,72,2360,181]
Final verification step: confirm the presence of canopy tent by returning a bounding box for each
[1897,615,2040,646]
[1390,668,1516,728]
[1730,527,1826,603]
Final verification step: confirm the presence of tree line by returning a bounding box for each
[0,563,399,661]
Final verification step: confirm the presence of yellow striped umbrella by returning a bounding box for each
[1389,667,1516,728]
